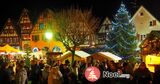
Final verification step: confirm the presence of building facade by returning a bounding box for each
[0,18,20,48]
[0,6,159,52]
[131,6,160,42]
[95,17,112,46]
[30,9,65,52]
[17,8,33,50]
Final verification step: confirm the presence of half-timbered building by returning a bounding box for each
[0,18,20,48]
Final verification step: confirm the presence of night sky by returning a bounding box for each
[0,0,160,27]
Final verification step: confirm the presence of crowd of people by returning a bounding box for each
[0,55,160,84]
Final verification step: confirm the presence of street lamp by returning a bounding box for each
[45,31,53,52]
[45,32,53,40]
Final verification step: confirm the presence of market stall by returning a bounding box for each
[87,52,122,63]
[60,50,90,63]
[0,44,20,53]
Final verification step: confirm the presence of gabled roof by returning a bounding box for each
[3,18,14,30]
[1,18,19,36]
[131,6,160,22]
[98,17,111,33]
[31,8,55,34]
[17,8,30,24]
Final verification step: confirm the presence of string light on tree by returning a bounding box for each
[106,2,137,60]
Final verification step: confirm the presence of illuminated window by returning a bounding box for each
[20,20,23,23]
[27,20,30,23]
[32,35,39,41]
[39,23,44,30]
[10,26,13,29]
[2,38,4,43]
[0,39,3,43]
[23,35,29,39]
[9,30,13,34]
[42,35,47,41]
[13,38,17,43]
[23,26,26,29]
[7,38,10,43]
[6,26,8,29]
[10,38,12,43]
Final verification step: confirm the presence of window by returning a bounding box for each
[143,35,145,40]
[23,35,29,39]
[5,26,8,29]
[140,35,146,41]
[32,35,39,41]
[42,35,47,41]
[13,38,17,43]
[140,12,144,16]
[0,39,3,43]
[27,20,30,23]
[6,38,9,43]
[10,30,13,34]
[150,21,152,26]
[137,34,140,41]
[150,20,156,26]
[10,26,13,29]
[23,26,26,29]
[39,23,44,30]
[153,20,156,26]
[106,32,109,35]
[10,38,12,43]
[24,20,27,23]
[2,38,4,44]
[20,20,24,23]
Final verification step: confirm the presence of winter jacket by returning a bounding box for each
[16,68,28,84]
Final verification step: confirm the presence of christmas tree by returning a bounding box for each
[106,2,137,59]
[88,70,98,80]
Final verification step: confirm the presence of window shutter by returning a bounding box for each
[153,20,156,26]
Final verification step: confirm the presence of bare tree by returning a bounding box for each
[55,8,100,65]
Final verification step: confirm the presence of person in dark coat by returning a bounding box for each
[0,62,12,84]
[152,65,160,84]
[61,64,70,84]
[41,64,50,84]
[133,62,152,84]
[30,60,41,84]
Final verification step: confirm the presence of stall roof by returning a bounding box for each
[98,52,122,61]
[62,50,90,58]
